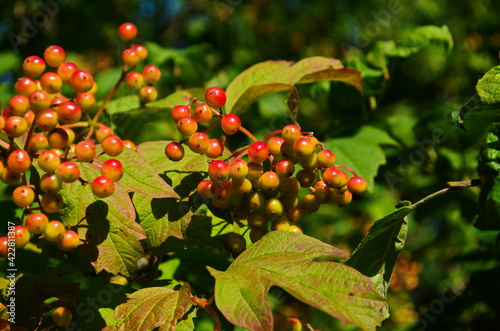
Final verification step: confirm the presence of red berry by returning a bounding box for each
[25,212,49,234]
[246,162,263,181]
[8,95,30,116]
[229,159,249,180]
[275,159,295,178]
[58,230,80,251]
[188,132,210,153]
[0,115,4,131]
[40,172,63,194]
[75,92,96,110]
[248,141,269,164]
[317,149,336,168]
[193,103,213,123]
[7,149,31,174]
[22,55,46,78]
[322,168,345,189]
[101,159,124,182]
[133,44,148,61]
[44,45,66,67]
[221,114,241,135]
[14,77,37,97]
[57,101,81,124]
[118,22,138,41]
[347,176,367,195]
[57,62,78,84]
[101,134,124,157]
[3,116,28,137]
[208,160,230,183]
[197,180,214,199]
[139,86,158,103]
[0,166,21,185]
[268,136,285,157]
[205,139,224,158]
[95,125,114,142]
[260,171,280,193]
[122,48,141,67]
[75,140,96,162]
[57,162,80,183]
[282,124,302,143]
[28,89,51,112]
[40,72,63,93]
[44,220,65,242]
[47,128,69,148]
[171,105,191,123]
[176,116,198,136]
[204,87,226,108]
[165,142,185,161]
[123,140,136,150]
[125,71,144,90]
[142,64,161,84]
[35,109,58,131]
[0,237,8,258]
[91,176,115,198]
[13,185,35,208]
[14,225,31,248]
[332,190,352,206]
[293,137,315,158]
[70,70,94,93]
[38,150,61,172]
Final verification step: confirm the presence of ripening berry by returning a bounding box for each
[95,125,114,142]
[25,212,49,234]
[281,124,302,143]
[247,191,266,211]
[142,64,161,84]
[63,127,75,146]
[133,44,148,61]
[286,204,304,222]
[125,71,144,90]
[299,153,318,171]
[232,178,253,196]
[28,89,51,112]
[197,180,214,199]
[248,210,268,228]
[280,194,299,211]
[165,142,185,161]
[0,166,21,185]
[279,177,300,196]
[58,230,80,252]
[38,149,61,172]
[210,180,233,200]
[194,103,213,123]
[47,128,69,149]
[249,228,267,243]
[57,101,82,124]
[91,176,115,198]
[265,198,284,217]
[14,77,38,97]
[208,160,230,183]
[139,86,158,103]
[222,114,243,136]
[268,136,285,157]
[22,55,46,78]
[13,185,35,208]
[313,180,333,203]
[123,140,136,150]
[41,193,64,213]
[293,137,315,158]
[176,116,198,136]
[57,161,80,183]
[0,115,4,132]
[332,190,352,206]
[57,62,78,84]
[302,194,320,213]
[101,134,124,157]
[36,109,58,131]
[75,92,96,110]
[44,45,66,67]
[296,169,316,188]
[101,159,124,182]
[8,95,30,116]
[171,105,191,123]
[229,159,249,180]
[122,48,141,67]
[188,132,210,153]
[7,149,31,174]
[260,171,280,193]
[271,218,290,231]
[323,168,346,189]
[3,116,28,137]
[75,140,96,162]
[40,72,63,93]
[204,87,227,108]
[275,159,295,178]
[246,162,264,181]
[226,233,246,254]
[70,70,94,93]
[248,141,269,164]
[40,172,63,194]
[347,176,367,195]
[118,22,138,41]
[279,142,300,164]
[44,220,66,242]
[205,139,224,158]
[0,237,7,259]
[14,225,31,248]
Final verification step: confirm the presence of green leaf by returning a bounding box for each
[133,194,190,248]
[456,95,500,129]
[477,66,500,105]
[477,123,500,179]
[344,206,413,319]
[208,231,386,331]
[225,56,363,115]
[324,126,399,193]
[0,51,21,74]
[105,95,141,116]
[107,283,192,331]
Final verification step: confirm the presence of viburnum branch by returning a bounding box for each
[336,164,357,176]
[410,179,482,210]
[190,296,221,331]
[263,129,282,142]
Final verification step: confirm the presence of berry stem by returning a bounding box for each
[263,129,282,142]
[202,119,222,134]
[190,296,221,331]
[336,164,357,177]
[409,179,482,210]
[22,119,37,152]
[239,125,258,143]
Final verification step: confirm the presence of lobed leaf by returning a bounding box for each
[345,205,412,319]
[324,125,399,193]
[208,231,386,331]
[477,65,500,105]
[225,56,363,115]
[106,283,192,331]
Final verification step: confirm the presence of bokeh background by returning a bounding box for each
[1,0,500,330]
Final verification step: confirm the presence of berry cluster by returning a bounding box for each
[165,88,367,254]
[0,23,154,258]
